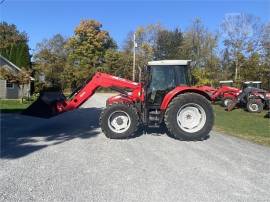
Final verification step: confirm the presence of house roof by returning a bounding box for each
[0,55,35,80]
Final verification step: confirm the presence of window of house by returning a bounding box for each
[6,81,14,89]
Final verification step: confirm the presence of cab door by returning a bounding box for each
[146,66,176,106]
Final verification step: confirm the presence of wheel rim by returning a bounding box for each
[250,103,259,112]
[108,111,131,133]
[224,99,231,107]
[176,103,206,133]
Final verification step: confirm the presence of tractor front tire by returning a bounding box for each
[100,103,139,139]
[165,93,214,140]
[247,99,263,113]
[221,97,234,107]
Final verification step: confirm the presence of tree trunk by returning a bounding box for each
[235,57,238,81]
[21,84,24,103]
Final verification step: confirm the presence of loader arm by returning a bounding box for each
[22,72,142,118]
[63,72,141,111]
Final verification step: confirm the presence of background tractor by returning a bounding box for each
[197,80,240,107]
[227,81,270,113]
[23,60,214,140]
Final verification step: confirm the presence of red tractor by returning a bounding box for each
[211,80,240,107]
[227,81,270,113]
[197,80,240,107]
[23,60,214,140]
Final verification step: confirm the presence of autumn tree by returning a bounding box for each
[34,34,67,89]
[65,20,116,82]
[104,49,133,79]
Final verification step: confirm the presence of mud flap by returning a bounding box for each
[22,91,66,118]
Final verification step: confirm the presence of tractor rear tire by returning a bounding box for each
[165,93,214,140]
[221,97,234,107]
[100,103,139,139]
[247,99,263,113]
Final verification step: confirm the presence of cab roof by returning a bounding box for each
[244,81,262,84]
[148,60,191,66]
[219,80,233,83]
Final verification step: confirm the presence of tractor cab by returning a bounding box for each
[243,81,262,89]
[146,60,191,106]
[219,80,233,87]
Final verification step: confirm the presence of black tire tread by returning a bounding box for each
[99,103,139,139]
[164,93,214,140]
[247,99,263,113]
[221,97,233,107]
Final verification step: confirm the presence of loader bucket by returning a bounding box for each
[22,90,66,118]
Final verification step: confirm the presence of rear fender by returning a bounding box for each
[160,87,211,110]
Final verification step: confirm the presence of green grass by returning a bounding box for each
[213,104,270,146]
[0,99,33,113]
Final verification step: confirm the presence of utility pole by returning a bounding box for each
[132,33,137,81]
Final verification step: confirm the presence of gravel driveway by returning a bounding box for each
[1,93,270,202]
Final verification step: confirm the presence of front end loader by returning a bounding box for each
[197,80,241,107]
[23,60,214,140]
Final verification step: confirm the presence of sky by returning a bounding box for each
[1,0,269,52]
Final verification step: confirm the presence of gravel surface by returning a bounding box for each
[1,93,270,202]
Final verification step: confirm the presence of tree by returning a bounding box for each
[181,18,219,85]
[17,68,32,100]
[221,13,263,81]
[123,23,162,80]
[0,22,31,69]
[154,28,184,59]
[103,49,133,79]
[0,66,17,82]
[65,20,116,79]
[261,22,270,65]
[220,48,234,80]
[192,67,212,85]
[260,22,270,89]
[34,34,67,88]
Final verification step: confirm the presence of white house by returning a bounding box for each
[0,55,34,99]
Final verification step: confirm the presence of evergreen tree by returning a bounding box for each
[0,22,31,69]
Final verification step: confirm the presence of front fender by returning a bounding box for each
[160,87,211,110]
[106,94,134,106]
